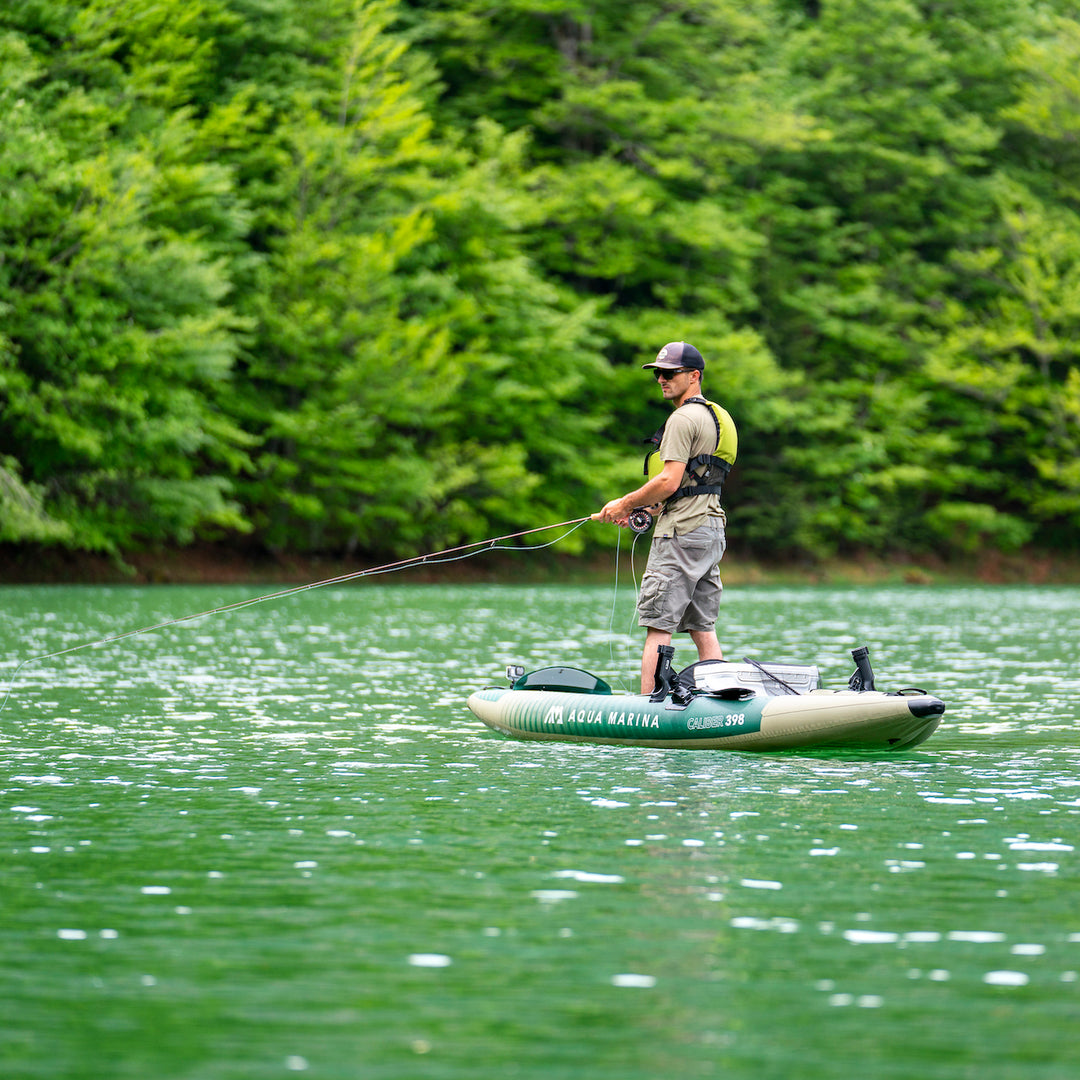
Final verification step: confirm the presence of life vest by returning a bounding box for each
[644,396,737,505]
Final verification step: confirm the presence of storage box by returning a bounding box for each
[688,659,820,697]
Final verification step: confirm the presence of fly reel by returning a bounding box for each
[628,508,654,534]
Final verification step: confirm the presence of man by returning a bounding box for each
[593,341,737,694]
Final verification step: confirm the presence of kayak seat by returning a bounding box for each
[512,666,613,695]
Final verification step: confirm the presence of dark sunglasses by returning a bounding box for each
[654,368,691,380]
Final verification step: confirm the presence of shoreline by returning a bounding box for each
[2,541,1079,587]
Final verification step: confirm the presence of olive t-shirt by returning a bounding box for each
[654,401,729,537]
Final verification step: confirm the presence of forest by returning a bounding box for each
[2,0,1080,570]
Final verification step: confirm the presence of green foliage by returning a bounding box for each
[923,502,1033,555]
[923,175,1080,539]
[3,0,1080,564]
[219,3,620,556]
[1,1,255,552]
[0,455,72,544]
[1001,12,1080,207]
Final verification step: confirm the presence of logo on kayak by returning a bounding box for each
[687,714,747,730]
[543,705,564,725]
[541,704,662,729]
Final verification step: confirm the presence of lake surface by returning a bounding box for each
[1,582,1078,1079]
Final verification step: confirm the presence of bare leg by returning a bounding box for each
[689,629,723,663]
[639,627,672,695]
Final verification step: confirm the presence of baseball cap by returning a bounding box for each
[642,341,704,371]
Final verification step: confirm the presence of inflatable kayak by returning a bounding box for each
[467,646,944,752]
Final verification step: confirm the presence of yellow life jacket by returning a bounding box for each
[644,396,737,504]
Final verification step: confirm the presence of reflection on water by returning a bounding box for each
[1,584,1078,1079]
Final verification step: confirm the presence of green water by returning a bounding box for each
[1,583,1077,1079]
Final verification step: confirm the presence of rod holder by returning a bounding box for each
[849,646,876,692]
[650,644,677,701]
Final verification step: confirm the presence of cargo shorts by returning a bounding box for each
[636,522,727,633]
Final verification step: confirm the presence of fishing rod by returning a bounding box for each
[1,515,601,711]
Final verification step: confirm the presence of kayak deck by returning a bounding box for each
[467,686,943,751]
[467,654,945,752]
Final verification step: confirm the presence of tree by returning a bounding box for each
[220,1,621,554]
[1000,12,1080,208]
[0,1,254,552]
[736,0,1018,555]
[922,177,1080,550]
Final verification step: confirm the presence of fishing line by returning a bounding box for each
[606,526,624,682]
[626,529,647,676]
[0,516,591,713]
[356,517,590,575]
[606,525,649,693]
